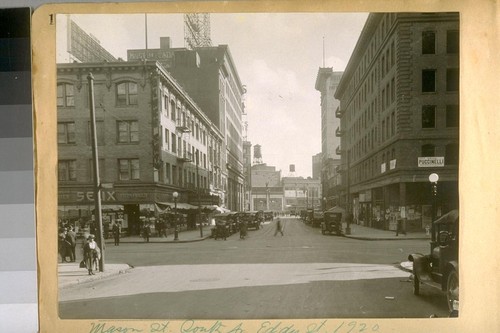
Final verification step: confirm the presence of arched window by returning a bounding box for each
[421,144,435,157]
[57,83,74,107]
[116,81,138,106]
[445,143,459,165]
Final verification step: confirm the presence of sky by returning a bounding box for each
[58,12,368,178]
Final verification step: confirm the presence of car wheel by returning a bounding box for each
[446,270,459,313]
[413,274,420,295]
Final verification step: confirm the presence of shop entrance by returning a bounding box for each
[124,204,140,235]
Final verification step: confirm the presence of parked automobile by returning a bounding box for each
[211,213,234,240]
[322,211,343,235]
[240,211,261,230]
[264,211,274,221]
[408,209,459,315]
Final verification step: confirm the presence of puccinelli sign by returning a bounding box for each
[418,157,445,167]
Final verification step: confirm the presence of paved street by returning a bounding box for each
[59,217,449,319]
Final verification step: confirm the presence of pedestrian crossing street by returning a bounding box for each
[60,263,409,301]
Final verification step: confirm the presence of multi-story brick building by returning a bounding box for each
[128,37,246,212]
[335,13,459,231]
[57,60,224,234]
[242,140,252,211]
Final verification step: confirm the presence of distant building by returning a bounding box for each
[282,177,322,213]
[128,38,246,212]
[57,61,224,234]
[312,153,322,180]
[250,164,282,212]
[335,13,459,231]
[315,68,343,209]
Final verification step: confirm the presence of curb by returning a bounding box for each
[104,236,212,245]
[343,235,430,241]
[59,264,132,289]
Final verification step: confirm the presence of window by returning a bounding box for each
[446,105,459,127]
[447,30,459,54]
[118,158,140,180]
[171,133,177,152]
[163,95,169,117]
[422,31,436,54]
[117,121,139,143]
[391,112,395,136]
[446,68,459,92]
[58,160,76,181]
[422,69,436,92]
[116,82,138,106]
[421,144,435,157]
[171,101,176,121]
[422,105,436,128]
[87,121,105,145]
[57,122,76,144]
[165,128,170,150]
[445,143,459,165]
[57,83,75,107]
[166,163,171,184]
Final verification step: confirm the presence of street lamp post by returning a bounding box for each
[429,173,439,243]
[173,191,179,241]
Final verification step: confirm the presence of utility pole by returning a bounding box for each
[88,73,105,272]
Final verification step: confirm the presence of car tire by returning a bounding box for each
[446,270,459,313]
[413,274,420,295]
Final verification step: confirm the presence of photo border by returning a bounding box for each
[32,1,499,332]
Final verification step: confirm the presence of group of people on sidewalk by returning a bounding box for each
[58,226,76,263]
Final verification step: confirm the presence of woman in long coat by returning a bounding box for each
[83,234,101,275]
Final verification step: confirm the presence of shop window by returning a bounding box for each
[116,81,138,106]
[58,160,76,181]
[117,120,139,143]
[446,68,459,92]
[421,144,435,157]
[57,122,76,144]
[422,69,436,92]
[445,143,459,165]
[446,105,459,127]
[57,83,74,107]
[422,31,436,54]
[118,158,140,180]
[447,30,459,54]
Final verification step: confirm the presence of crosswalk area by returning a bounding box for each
[60,262,409,301]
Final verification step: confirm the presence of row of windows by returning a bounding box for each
[58,158,215,189]
[348,143,458,184]
[422,68,459,93]
[58,80,210,148]
[57,120,140,145]
[422,105,459,128]
[422,30,459,55]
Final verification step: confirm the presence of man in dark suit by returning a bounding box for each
[65,226,77,262]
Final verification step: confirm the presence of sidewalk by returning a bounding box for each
[59,226,213,289]
[341,222,430,241]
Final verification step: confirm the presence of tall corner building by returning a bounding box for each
[315,68,343,208]
[334,13,459,231]
[128,38,246,211]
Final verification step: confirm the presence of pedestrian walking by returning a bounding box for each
[112,221,121,246]
[65,226,77,262]
[142,223,151,242]
[274,218,284,236]
[58,228,69,262]
[83,234,100,275]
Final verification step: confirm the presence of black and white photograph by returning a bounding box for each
[53,9,460,323]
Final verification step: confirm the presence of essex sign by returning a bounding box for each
[418,156,445,167]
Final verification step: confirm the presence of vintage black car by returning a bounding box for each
[322,210,343,236]
[242,211,262,230]
[211,213,234,240]
[264,211,274,221]
[408,209,459,315]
